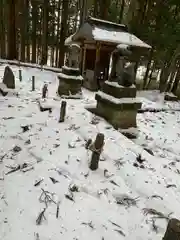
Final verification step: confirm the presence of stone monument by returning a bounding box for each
[93,44,142,130]
[3,66,15,89]
[57,44,83,98]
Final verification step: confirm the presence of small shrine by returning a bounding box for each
[65,17,151,91]
[57,44,83,98]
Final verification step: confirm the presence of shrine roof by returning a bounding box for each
[65,17,151,49]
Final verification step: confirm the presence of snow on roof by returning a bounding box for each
[92,27,151,49]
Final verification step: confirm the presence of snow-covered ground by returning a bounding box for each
[0,63,180,240]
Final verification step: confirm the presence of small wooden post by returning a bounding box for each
[89,133,104,171]
[42,84,48,98]
[163,218,180,240]
[32,76,35,91]
[19,69,22,82]
[59,101,67,123]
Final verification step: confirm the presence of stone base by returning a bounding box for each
[164,93,178,101]
[95,91,142,129]
[103,81,136,98]
[57,66,83,97]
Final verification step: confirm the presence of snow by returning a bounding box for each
[96,90,141,104]
[92,27,151,49]
[0,64,180,240]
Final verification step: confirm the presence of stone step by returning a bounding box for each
[62,66,80,76]
[103,81,136,98]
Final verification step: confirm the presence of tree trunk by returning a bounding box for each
[172,65,180,94]
[26,0,30,62]
[31,1,38,63]
[7,0,17,60]
[143,49,153,89]
[58,0,69,67]
[19,0,26,62]
[0,0,6,58]
[50,0,56,66]
[99,0,110,20]
[119,0,125,23]
[93,0,98,17]
[41,0,49,65]
[166,62,177,92]
[80,0,88,26]
[146,61,156,89]
[55,0,61,67]
[160,46,180,92]
[163,218,180,240]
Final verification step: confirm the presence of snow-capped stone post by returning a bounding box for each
[89,133,104,171]
[59,100,67,122]
[42,84,48,98]
[163,218,180,240]
[19,69,22,82]
[32,76,35,91]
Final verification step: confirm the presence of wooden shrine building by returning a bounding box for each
[65,17,151,91]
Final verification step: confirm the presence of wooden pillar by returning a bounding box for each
[82,45,87,76]
[93,42,101,89]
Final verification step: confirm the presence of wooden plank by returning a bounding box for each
[82,45,87,76]
[93,42,101,85]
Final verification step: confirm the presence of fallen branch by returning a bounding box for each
[36,208,47,225]
[56,201,60,219]
[143,208,172,220]
[39,188,56,207]
[82,221,94,229]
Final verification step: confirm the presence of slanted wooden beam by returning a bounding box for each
[93,42,101,89]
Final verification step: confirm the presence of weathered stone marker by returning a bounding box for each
[89,133,104,171]
[59,101,67,122]
[163,218,180,240]
[57,44,83,98]
[19,69,22,82]
[3,66,15,89]
[32,76,35,91]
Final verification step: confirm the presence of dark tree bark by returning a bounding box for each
[58,0,69,67]
[31,1,38,63]
[55,0,61,67]
[99,0,110,20]
[143,49,153,89]
[19,0,26,62]
[26,0,30,62]
[0,0,6,58]
[7,0,17,60]
[41,0,49,65]
[163,218,180,240]
[119,0,125,23]
[172,65,180,94]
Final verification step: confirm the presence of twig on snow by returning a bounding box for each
[56,201,60,219]
[34,178,44,187]
[115,195,139,207]
[82,221,94,229]
[36,208,47,225]
[39,188,56,207]
[143,208,172,221]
